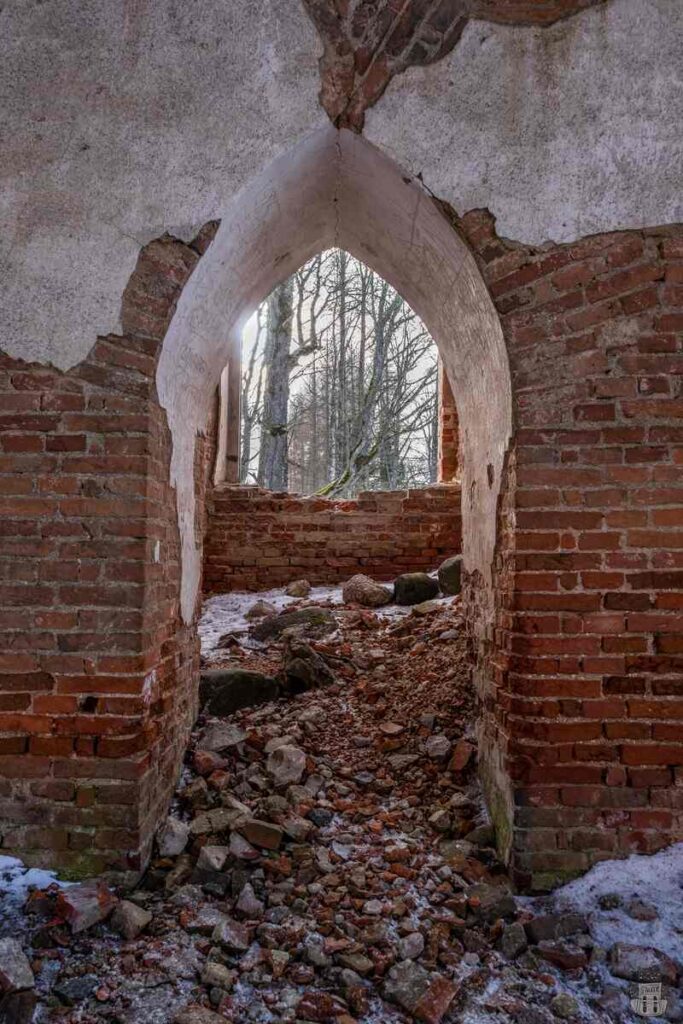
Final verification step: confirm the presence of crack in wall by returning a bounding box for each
[300,0,609,130]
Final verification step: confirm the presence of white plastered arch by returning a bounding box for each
[156,125,512,624]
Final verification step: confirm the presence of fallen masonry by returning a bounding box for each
[1,580,682,1023]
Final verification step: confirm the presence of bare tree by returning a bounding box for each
[257,279,293,490]
[242,248,440,497]
[239,306,265,483]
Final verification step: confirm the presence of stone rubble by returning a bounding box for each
[3,577,682,1023]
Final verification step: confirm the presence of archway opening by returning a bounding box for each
[156,124,514,860]
[156,125,512,631]
[214,246,457,498]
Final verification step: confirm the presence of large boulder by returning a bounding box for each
[199,669,279,715]
[285,578,312,597]
[437,555,462,596]
[342,574,392,608]
[251,606,336,642]
[393,572,439,606]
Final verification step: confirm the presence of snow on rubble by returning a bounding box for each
[550,841,683,964]
[5,571,683,1024]
[199,579,450,655]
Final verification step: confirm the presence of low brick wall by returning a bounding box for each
[203,484,462,593]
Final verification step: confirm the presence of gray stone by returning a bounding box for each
[383,959,430,1013]
[200,962,236,990]
[413,599,442,615]
[235,882,264,917]
[266,744,307,786]
[609,943,678,984]
[54,974,99,1005]
[157,817,190,857]
[437,555,463,596]
[398,932,425,960]
[196,845,230,872]
[173,1006,228,1024]
[212,917,251,953]
[525,913,589,945]
[338,952,374,976]
[229,832,260,861]
[245,599,277,619]
[342,574,392,608]
[251,606,336,641]
[110,900,153,940]
[500,922,528,959]
[0,940,34,991]
[425,734,451,759]
[466,883,516,923]
[550,994,579,1019]
[199,670,279,716]
[626,898,658,921]
[185,907,228,935]
[393,572,440,605]
[279,638,335,693]
[285,579,312,597]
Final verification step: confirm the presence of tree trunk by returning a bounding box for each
[258,279,293,490]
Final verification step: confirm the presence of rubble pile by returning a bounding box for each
[2,569,682,1023]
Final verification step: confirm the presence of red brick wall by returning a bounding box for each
[0,227,217,878]
[2,208,682,890]
[203,484,463,593]
[458,209,683,889]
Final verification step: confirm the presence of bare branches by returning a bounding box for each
[240,248,439,497]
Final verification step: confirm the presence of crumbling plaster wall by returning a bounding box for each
[1,0,680,372]
[0,0,326,369]
[366,0,682,245]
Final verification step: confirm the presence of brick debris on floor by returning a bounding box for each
[1,568,681,1024]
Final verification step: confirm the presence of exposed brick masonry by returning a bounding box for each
[3,200,682,889]
[0,225,218,878]
[457,207,683,888]
[203,484,462,594]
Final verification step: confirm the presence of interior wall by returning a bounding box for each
[203,484,462,594]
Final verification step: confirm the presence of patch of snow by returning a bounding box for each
[198,582,454,655]
[198,585,343,654]
[548,841,683,963]
[0,854,71,935]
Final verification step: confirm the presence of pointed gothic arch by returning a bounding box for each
[156,126,513,633]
